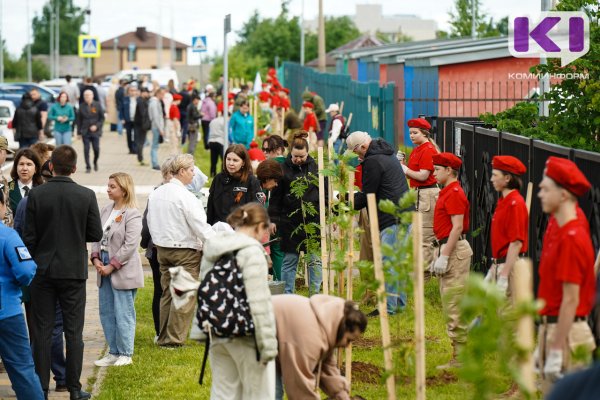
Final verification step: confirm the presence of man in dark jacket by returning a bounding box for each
[118,85,138,155]
[347,131,409,316]
[12,93,42,148]
[77,90,104,173]
[24,145,103,400]
[268,138,322,296]
[133,88,151,166]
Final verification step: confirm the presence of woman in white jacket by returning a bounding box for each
[200,202,278,400]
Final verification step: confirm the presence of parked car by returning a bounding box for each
[0,83,57,107]
[114,69,179,89]
[39,77,83,93]
[0,100,18,154]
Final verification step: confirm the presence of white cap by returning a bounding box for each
[325,103,339,113]
[206,84,215,92]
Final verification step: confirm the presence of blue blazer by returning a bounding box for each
[119,96,135,122]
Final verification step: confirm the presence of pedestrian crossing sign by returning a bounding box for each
[78,35,101,58]
[192,36,207,53]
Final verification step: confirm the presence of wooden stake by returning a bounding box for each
[525,182,533,213]
[413,212,426,400]
[339,101,345,115]
[281,108,285,137]
[513,258,535,396]
[367,193,396,400]
[327,145,335,292]
[345,175,355,388]
[318,147,329,295]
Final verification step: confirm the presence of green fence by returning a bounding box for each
[282,62,396,146]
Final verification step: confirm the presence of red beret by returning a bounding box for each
[545,156,591,197]
[432,152,462,169]
[302,101,314,109]
[172,94,182,101]
[281,88,290,95]
[407,118,431,131]
[250,141,258,148]
[227,92,235,100]
[492,155,526,176]
[258,92,271,102]
[217,102,224,113]
[268,68,276,76]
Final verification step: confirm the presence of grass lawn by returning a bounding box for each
[95,274,516,399]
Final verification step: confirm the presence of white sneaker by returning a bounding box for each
[114,355,132,366]
[94,354,119,367]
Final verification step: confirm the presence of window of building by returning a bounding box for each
[128,48,137,62]
[176,48,183,62]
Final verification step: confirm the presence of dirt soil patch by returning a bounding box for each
[346,361,381,385]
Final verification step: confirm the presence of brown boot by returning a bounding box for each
[436,343,462,370]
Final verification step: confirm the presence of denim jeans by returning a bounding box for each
[333,138,344,155]
[117,119,123,135]
[381,224,407,314]
[51,301,66,385]
[19,137,38,149]
[99,252,137,356]
[151,127,160,168]
[0,314,45,399]
[281,252,322,296]
[54,130,72,146]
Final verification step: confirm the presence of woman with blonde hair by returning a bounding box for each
[91,172,144,367]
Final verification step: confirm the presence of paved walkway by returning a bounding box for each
[0,131,175,399]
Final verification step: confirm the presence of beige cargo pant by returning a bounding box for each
[538,319,596,395]
[156,247,202,346]
[417,187,439,268]
[433,239,473,345]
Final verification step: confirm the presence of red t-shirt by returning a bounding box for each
[433,181,470,240]
[490,190,528,258]
[538,216,596,317]
[271,96,281,108]
[354,164,363,190]
[280,98,290,110]
[169,104,180,120]
[407,142,438,188]
[303,113,318,132]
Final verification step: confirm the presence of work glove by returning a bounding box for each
[543,349,564,382]
[496,275,509,295]
[432,255,449,275]
[533,345,540,374]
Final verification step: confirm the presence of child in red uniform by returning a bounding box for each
[401,117,440,266]
[535,156,596,395]
[302,102,318,151]
[431,152,473,370]
[488,155,528,297]
[167,94,182,154]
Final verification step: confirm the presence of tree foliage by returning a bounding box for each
[441,0,508,38]
[210,4,361,82]
[30,0,86,55]
[480,0,600,152]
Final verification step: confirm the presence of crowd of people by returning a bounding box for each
[0,68,598,400]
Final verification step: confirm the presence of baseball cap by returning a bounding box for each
[346,131,371,151]
[0,136,14,154]
[325,104,339,113]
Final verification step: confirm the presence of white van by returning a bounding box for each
[115,69,179,89]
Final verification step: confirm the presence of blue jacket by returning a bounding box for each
[229,110,254,148]
[0,222,37,320]
[118,96,135,122]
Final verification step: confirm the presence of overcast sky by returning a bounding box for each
[4,0,543,61]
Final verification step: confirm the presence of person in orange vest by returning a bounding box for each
[487,155,528,298]
[535,156,596,395]
[400,117,440,268]
[430,152,473,370]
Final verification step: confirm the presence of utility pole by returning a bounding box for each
[157,6,162,68]
[317,0,325,72]
[86,0,91,77]
[0,0,3,83]
[50,3,54,78]
[113,38,119,73]
[471,0,476,39]
[170,6,175,66]
[27,0,32,81]
[539,0,551,117]
[223,14,231,151]
[300,0,305,66]
[55,0,60,77]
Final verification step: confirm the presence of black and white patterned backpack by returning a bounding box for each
[197,251,256,384]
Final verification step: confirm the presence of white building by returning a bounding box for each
[304,4,437,42]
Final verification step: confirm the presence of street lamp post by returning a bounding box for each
[300,0,305,66]
[0,0,3,83]
[55,0,60,77]
[86,0,91,77]
[27,0,32,81]
[223,14,231,151]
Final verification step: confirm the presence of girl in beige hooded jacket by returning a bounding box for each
[200,203,278,400]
